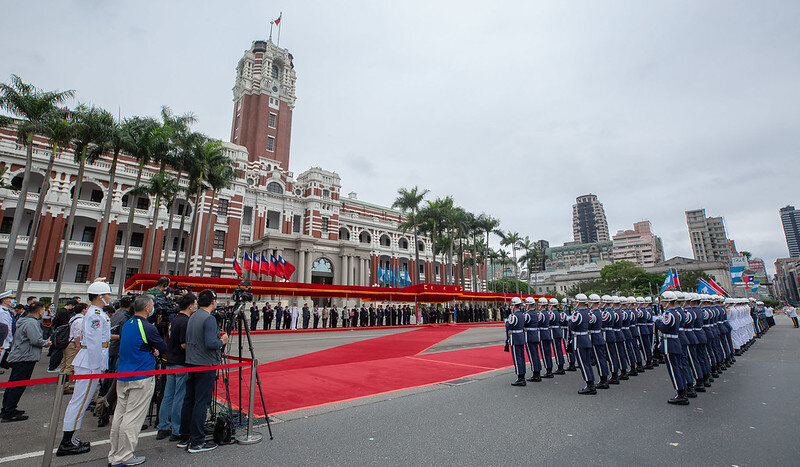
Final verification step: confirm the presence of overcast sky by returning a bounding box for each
[3,1,798,275]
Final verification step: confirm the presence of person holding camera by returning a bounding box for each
[157,292,196,441]
[178,289,228,453]
[146,277,170,298]
[107,295,166,466]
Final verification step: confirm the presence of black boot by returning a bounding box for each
[597,375,610,389]
[694,379,706,393]
[566,362,577,372]
[609,372,620,385]
[628,368,639,377]
[667,389,690,405]
[554,364,566,375]
[56,432,90,457]
[543,368,554,379]
[578,381,597,395]
[644,361,654,370]
[703,376,712,387]
[511,375,527,386]
[619,370,630,381]
[636,363,644,373]
[527,371,541,382]
[686,386,697,398]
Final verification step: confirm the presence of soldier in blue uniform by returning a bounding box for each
[505,297,527,386]
[547,298,566,374]
[656,291,689,405]
[537,297,555,378]
[629,297,645,373]
[619,297,638,377]
[687,293,710,393]
[568,294,596,395]
[600,295,621,384]
[623,297,642,375]
[675,292,698,398]
[523,297,542,382]
[638,297,655,369]
[561,298,577,372]
[586,294,610,389]
[611,296,630,380]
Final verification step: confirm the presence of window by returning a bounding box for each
[243,206,253,225]
[90,189,103,203]
[268,113,277,128]
[218,199,229,217]
[123,195,151,210]
[321,217,329,233]
[266,182,283,194]
[322,189,330,199]
[213,230,225,250]
[0,216,13,234]
[267,136,275,152]
[75,264,90,283]
[131,232,144,248]
[418,242,425,252]
[82,226,96,243]
[399,238,408,249]
[271,64,280,79]
[108,266,116,284]
[172,236,186,252]
[116,231,122,245]
[419,264,425,275]
[125,267,138,281]
[210,267,222,278]
[266,210,281,230]
[339,228,350,241]
[293,215,302,233]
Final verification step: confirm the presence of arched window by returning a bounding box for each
[380,235,391,247]
[417,241,425,252]
[339,227,350,241]
[399,238,409,250]
[266,182,283,194]
[359,231,371,244]
[312,257,333,273]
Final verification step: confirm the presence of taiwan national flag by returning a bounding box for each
[280,256,296,280]
[705,277,728,296]
[659,268,678,294]
[252,254,260,275]
[271,255,284,279]
[272,14,281,25]
[232,256,243,277]
[260,253,272,276]
[243,252,252,272]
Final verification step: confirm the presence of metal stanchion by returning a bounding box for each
[42,373,67,467]
[237,358,263,445]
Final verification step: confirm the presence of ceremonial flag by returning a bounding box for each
[272,255,284,279]
[378,266,385,285]
[280,256,296,279]
[232,256,243,277]
[272,14,281,25]
[402,268,411,287]
[243,252,252,271]
[730,266,745,283]
[659,268,678,294]
[697,279,718,295]
[706,277,728,296]
[252,254,260,275]
[260,253,271,276]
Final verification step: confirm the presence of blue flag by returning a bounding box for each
[697,279,715,295]
[659,269,677,294]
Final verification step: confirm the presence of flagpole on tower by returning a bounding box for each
[269,20,273,41]
[276,12,283,47]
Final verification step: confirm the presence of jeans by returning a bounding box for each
[180,369,215,446]
[1,360,36,417]
[48,347,63,371]
[157,365,188,433]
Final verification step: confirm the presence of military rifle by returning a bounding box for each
[504,326,510,352]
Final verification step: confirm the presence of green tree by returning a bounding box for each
[198,155,236,275]
[418,198,448,284]
[497,230,521,295]
[393,185,429,284]
[0,75,74,291]
[675,269,711,293]
[475,214,500,292]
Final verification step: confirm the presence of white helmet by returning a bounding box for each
[756,301,764,305]
[645,297,652,303]
[588,293,601,303]
[612,296,621,304]
[549,298,558,305]
[724,298,734,304]
[625,296,634,303]
[601,294,612,303]
[561,298,567,304]
[712,295,722,302]
[748,298,756,302]
[635,297,645,303]
[538,297,549,305]
[511,297,522,305]
[87,281,111,295]
[674,291,685,300]
[525,297,535,304]
[661,291,677,301]
[574,293,588,302]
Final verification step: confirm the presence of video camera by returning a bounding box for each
[211,281,254,333]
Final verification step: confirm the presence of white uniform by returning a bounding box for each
[62,304,110,432]
[0,304,14,360]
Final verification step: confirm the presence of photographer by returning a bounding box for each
[146,277,170,298]
[156,292,196,441]
[178,289,228,453]
[107,294,166,466]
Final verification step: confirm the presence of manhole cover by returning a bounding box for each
[442,378,474,386]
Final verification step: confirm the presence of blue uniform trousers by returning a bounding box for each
[552,338,565,366]
[616,341,629,371]
[686,344,701,381]
[525,342,542,373]
[592,344,609,377]
[639,333,653,363]
[575,346,595,383]
[510,344,526,376]
[720,333,732,359]
[664,351,686,391]
[540,340,553,369]
[605,341,621,373]
[626,338,642,365]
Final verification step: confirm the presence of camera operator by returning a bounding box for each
[156,292,196,441]
[178,289,228,453]
[146,277,170,298]
[107,294,166,466]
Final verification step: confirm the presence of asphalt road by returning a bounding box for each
[2,318,798,466]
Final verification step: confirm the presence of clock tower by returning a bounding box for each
[230,39,297,167]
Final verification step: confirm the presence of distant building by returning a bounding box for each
[572,194,610,244]
[685,208,731,263]
[727,239,738,256]
[545,241,613,271]
[748,257,767,280]
[532,239,549,273]
[611,221,665,268]
[780,205,800,258]
[775,257,800,304]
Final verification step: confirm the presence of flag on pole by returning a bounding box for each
[730,266,745,283]
[697,279,716,295]
[232,256,243,277]
[272,255,284,279]
[243,252,252,272]
[252,254,260,275]
[659,268,678,294]
[280,256,296,280]
[673,269,680,289]
[272,14,281,25]
[260,253,271,276]
[705,277,728,296]
[378,266,385,286]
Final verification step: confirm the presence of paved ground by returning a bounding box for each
[2,318,798,466]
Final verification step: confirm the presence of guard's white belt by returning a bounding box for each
[602,328,613,331]
[661,333,678,338]
[511,330,524,333]
[573,331,588,335]
[589,330,601,333]
[524,328,536,331]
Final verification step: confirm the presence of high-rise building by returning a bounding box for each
[230,40,297,166]
[685,209,731,263]
[572,194,610,244]
[611,221,665,268]
[780,205,800,258]
[532,239,549,273]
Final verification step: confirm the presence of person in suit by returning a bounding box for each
[262,304,273,330]
[249,304,260,330]
[302,304,311,329]
[274,303,283,331]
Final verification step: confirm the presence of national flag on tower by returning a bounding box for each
[260,253,271,276]
[280,256,296,280]
[272,14,281,25]
[243,252,252,272]
[232,256,243,277]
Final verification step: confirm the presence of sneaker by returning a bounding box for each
[1,413,28,423]
[176,439,190,449]
[188,441,218,453]
[47,368,60,373]
[156,429,170,440]
[121,455,146,466]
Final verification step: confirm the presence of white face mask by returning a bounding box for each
[148,305,155,318]
[101,296,109,307]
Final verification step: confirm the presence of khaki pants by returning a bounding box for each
[61,341,80,389]
[108,377,155,464]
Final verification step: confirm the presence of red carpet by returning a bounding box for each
[219,327,513,416]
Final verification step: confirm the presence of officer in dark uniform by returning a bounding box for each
[657,291,689,405]
[547,298,566,374]
[262,303,273,330]
[628,297,644,373]
[687,293,710,392]
[611,297,630,380]
[275,303,284,330]
[620,297,639,377]
[560,298,577,371]
[675,293,698,398]
[600,295,621,384]
[568,294,596,395]
[537,297,555,378]
[587,294,610,389]
[360,306,368,327]
[369,306,376,327]
[523,297,542,382]
[505,297,527,386]
[330,305,339,328]
[637,297,654,369]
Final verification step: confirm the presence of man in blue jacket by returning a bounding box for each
[108,295,167,466]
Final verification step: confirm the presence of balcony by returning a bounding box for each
[0,234,29,247]
[76,199,102,209]
[66,240,94,253]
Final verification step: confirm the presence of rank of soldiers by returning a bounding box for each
[504,291,763,405]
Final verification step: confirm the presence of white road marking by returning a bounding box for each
[0,431,157,463]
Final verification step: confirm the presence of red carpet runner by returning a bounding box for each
[219,327,512,416]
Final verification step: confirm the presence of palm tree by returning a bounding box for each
[117,116,160,296]
[15,107,73,300]
[486,248,499,291]
[198,158,235,275]
[419,198,448,284]
[143,172,179,272]
[92,115,130,279]
[52,105,113,304]
[497,230,521,295]
[475,214,500,291]
[392,186,429,284]
[0,75,74,291]
[517,236,535,291]
[497,249,511,294]
[182,138,221,275]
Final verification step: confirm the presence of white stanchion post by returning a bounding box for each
[42,373,67,467]
[238,358,262,445]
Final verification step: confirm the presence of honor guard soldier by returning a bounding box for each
[687,293,710,392]
[561,298,577,371]
[523,297,542,382]
[548,298,566,374]
[657,291,689,405]
[630,297,646,373]
[537,297,555,378]
[638,297,655,369]
[600,295,621,384]
[622,297,642,375]
[506,297,527,386]
[676,293,698,398]
[611,296,630,380]
[568,294,596,395]
[587,294,610,388]
[58,281,112,456]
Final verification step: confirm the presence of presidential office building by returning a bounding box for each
[0,38,478,298]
